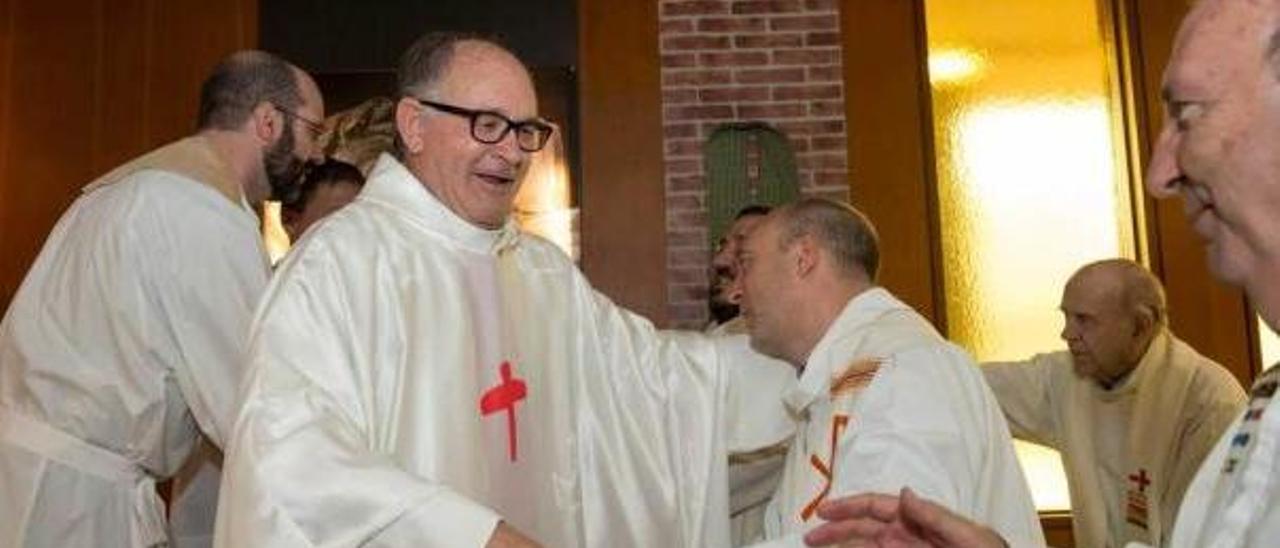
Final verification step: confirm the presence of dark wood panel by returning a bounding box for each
[0,0,258,308]
[840,0,944,327]
[576,0,668,325]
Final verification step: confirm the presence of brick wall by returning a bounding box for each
[658,0,849,328]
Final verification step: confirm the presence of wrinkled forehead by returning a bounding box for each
[729,214,768,240]
[1167,0,1275,84]
[434,42,539,119]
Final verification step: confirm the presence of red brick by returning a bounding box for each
[662,1,730,17]
[699,85,771,102]
[732,0,802,14]
[735,67,805,84]
[666,104,735,120]
[666,138,704,156]
[699,51,770,67]
[804,0,837,11]
[663,35,733,51]
[811,186,849,203]
[806,31,841,47]
[664,123,699,139]
[670,266,710,284]
[737,102,807,118]
[669,281,710,300]
[663,69,733,86]
[697,17,767,33]
[661,53,699,68]
[770,14,839,31]
[668,174,705,191]
[776,119,844,135]
[797,152,847,169]
[733,33,803,49]
[661,18,696,34]
[773,48,841,65]
[812,135,846,151]
[809,100,844,117]
[667,159,703,175]
[787,137,811,152]
[772,84,842,101]
[663,88,699,105]
[667,228,709,247]
[814,170,848,186]
[808,65,842,82]
[667,192,705,211]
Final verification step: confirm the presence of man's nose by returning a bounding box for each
[1145,124,1183,199]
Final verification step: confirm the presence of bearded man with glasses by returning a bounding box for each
[216,32,794,548]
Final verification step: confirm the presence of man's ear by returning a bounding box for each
[793,236,818,278]
[395,98,424,154]
[252,102,281,144]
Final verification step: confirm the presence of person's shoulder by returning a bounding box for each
[514,230,577,272]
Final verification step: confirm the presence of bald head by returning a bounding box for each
[1071,259,1167,329]
[1060,259,1166,385]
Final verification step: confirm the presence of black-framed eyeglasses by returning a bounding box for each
[272,104,325,139]
[415,98,554,153]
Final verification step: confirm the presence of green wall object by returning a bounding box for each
[704,122,800,245]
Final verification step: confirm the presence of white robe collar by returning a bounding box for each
[362,153,520,255]
[784,287,906,414]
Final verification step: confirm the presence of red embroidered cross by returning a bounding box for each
[1129,469,1150,494]
[801,414,850,521]
[479,361,528,462]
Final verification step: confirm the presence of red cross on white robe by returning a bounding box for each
[479,361,528,462]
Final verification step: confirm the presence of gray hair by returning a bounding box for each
[774,198,880,281]
[197,51,300,131]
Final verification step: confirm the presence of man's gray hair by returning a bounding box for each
[197,51,300,131]
[393,32,517,156]
[775,198,880,281]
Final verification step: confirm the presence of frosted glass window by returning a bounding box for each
[924,0,1138,512]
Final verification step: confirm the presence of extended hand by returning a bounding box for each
[803,488,1006,548]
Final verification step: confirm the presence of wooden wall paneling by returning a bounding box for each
[576,0,668,325]
[839,0,944,327]
[0,0,258,308]
[1124,0,1258,385]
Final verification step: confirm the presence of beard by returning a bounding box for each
[263,127,307,203]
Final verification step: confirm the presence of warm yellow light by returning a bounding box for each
[928,49,985,85]
[1260,315,1280,371]
[513,124,576,260]
[262,201,291,265]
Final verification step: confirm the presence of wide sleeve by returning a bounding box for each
[145,177,270,448]
[981,352,1065,447]
[214,242,499,548]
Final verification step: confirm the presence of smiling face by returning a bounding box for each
[401,41,538,229]
[1146,0,1280,319]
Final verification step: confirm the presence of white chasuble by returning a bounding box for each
[215,154,760,547]
[755,288,1044,547]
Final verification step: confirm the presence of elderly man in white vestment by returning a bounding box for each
[0,51,324,547]
[801,1,1280,546]
[733,198,1043,547]
[215,32,794,547]
[984,258,1245,547]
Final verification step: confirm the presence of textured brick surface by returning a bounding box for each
[659,0,848,328]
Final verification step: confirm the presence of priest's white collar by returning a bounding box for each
[783,287,902,414]
[362,153,520,254]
